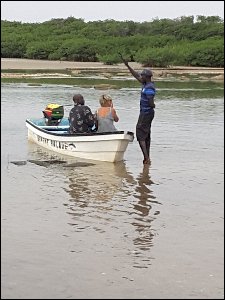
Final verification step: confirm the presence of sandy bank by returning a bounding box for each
[1,58,138,70]
[1,58,224,81]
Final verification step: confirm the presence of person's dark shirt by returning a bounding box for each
[69,104,95,133]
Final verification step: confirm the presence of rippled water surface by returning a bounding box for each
[1,83,224,299]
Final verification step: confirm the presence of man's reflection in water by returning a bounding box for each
[131,165,161,268]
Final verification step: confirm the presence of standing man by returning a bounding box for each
[119,54,156,164]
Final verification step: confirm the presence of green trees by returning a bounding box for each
[185,38,224,67]
[1,16,224,67]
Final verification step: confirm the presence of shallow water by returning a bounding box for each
[1,83,224,299]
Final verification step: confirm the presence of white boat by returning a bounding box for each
[25,118,134,163]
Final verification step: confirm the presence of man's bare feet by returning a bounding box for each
[143,158,151,164]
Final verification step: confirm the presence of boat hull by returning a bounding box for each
[26,119,134,162]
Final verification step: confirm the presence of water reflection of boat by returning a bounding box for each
[64,160,136,214]
[48,156,137,233]
[27,142,136,211]
[27,145,161,269]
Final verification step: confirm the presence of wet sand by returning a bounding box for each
[1,58,224,81]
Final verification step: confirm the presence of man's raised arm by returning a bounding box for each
[118,53,142,83]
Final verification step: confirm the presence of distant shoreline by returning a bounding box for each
[1,58,140,70]
[1,58,224,81]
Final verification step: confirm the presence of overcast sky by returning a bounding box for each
[1,1,224,23]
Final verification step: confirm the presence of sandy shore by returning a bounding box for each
[1,58,140,70]
[1,58,224,81]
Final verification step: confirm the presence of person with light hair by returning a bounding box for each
[95,94,119,133]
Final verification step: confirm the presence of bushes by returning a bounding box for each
[1,17,224,67]
[185,39,224,67]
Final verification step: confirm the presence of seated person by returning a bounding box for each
[69,94,95,133]
[95,95,119,133]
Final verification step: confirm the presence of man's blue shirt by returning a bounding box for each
[140,82,156,114]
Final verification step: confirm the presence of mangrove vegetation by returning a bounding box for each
[1,16,224,67]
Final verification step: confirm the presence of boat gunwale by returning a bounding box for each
[26,119,134,138]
